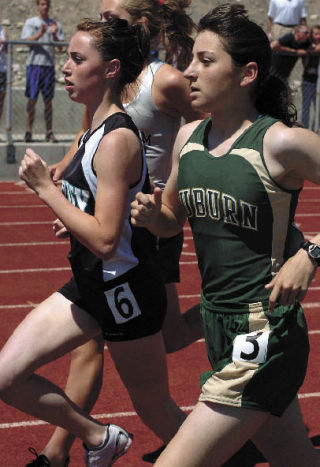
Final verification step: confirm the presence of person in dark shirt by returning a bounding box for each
[271,25,310,81]
[301,24,320,128]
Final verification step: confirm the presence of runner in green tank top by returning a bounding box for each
[131,4,320,466]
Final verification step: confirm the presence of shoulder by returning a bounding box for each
[154,63,188,95]
[27,16,39,24]
[281,33,294,43]
[23,17,39,28]
[94,124,141,182]
[98,123,140,156]
[152,63,200,119]
[174,119,205,152]
[265,121,312,158]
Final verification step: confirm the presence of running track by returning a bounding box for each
[0,180,319,466]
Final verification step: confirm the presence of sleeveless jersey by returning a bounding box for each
[177,115,301,311]
[124,59,181,190]
[62,112,156,290]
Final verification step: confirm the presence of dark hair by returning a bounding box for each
[123,0,196,70]
[198,4,297,125]
[77,18,150,88]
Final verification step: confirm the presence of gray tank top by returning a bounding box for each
[124,60,181,189]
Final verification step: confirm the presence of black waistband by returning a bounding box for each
[275,22,296,27]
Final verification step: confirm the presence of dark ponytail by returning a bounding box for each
[77,18,150,89]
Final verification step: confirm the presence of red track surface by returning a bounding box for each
[0,180,319,466]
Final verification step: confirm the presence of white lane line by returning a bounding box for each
[2,300,320,310]
[0,267,70,274]
[299,199,320,202]
[298,393,320,399]
[0,241,68,247]
[0,221,52,226]
[0,304,38,309]
[0,406,195,429]
[296,213,320,217]
[0,205,46,209]
[0,191,34,195]
[303,302,320,308]
[0,393,318,430]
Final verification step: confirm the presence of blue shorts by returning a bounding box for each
[25,65,55,100]
[58,264,167,342]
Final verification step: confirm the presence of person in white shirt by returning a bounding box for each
[21,0,65,143]
[267,0,307,41]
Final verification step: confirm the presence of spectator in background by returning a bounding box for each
[301,25,320,129]
[267,0,307,42]
[21,0,65,143]
[271,25,310,83]
[0,25,7,133]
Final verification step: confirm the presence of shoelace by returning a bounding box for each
[27,447,50,466]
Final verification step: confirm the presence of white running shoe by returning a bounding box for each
[84,424,133,466]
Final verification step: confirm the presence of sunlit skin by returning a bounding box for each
[99,0,134,24]
[37,0,50,20]
[183,31,244,115]
[62,32,110,108]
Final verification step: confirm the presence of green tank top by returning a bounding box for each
[177,115,300,311]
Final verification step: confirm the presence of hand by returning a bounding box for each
[19,148,52,193]
[297,49,307,57]
[266,249,317,313]
[40,22,47,36]
[53,218,69,238]
[131,187,162,227]
[49,160,67,182]
[50,20,57,37]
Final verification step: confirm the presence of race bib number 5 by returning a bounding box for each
[232,331,270,364]
[105,283,142,324]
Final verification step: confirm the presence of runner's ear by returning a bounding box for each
[105,58,121,79]
[240,61,258,88]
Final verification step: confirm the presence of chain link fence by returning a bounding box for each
[0,41,319,149]
[0,39,83,147]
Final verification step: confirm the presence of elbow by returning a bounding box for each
[94,240,118,261]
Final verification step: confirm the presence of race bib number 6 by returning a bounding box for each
[232,331,270,364]
[105,283,142,324]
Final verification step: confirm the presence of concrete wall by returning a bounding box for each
[0,87,81,181]
[0,141,72,181]
[0,87,83,141]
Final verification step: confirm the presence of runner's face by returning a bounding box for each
[184,30,242,113]
[99,0,134,24]
[62,31,108,105]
